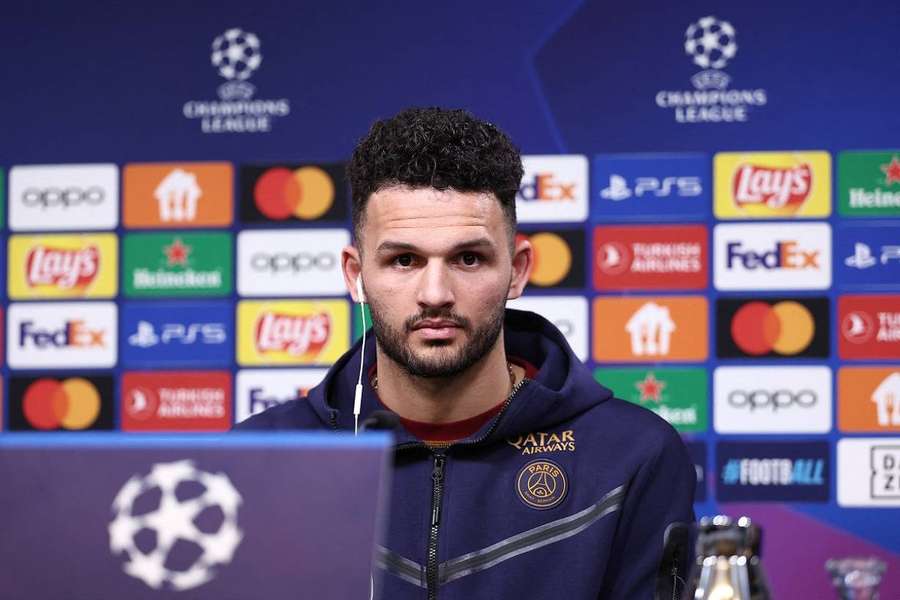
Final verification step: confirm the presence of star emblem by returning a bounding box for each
[635,372,666,403]
[164,238,191,266]
[880,156,900,186]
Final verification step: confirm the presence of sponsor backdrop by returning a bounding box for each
[2,2,899,596]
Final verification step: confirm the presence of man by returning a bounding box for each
[235,107,695,599]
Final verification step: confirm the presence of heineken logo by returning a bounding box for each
[839,151,900,216]
[595,367,708,433]
[124,232,232,297]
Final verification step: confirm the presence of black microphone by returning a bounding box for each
[359,410,400,432]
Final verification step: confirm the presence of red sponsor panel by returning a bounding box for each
[838,295,900,360]
[121,371,232,432]
[593,224,708,290]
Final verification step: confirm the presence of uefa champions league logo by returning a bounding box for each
[654,15,767,123]
[108,460,243,591]
[182,26,290,133]
[211,28,262,101]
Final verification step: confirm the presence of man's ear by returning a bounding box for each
[342,245,364,303]
[507,235,533,300]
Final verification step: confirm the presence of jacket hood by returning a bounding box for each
[306,308,613,445]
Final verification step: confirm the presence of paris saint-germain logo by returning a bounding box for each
[516,459,569,510]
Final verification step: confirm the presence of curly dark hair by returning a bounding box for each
[347,107,523,243]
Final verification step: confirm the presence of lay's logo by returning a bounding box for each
[714,152,831,219]
[9,234,118,299]
[237,300,349,366]
[255,311,331,359]
[26,245,99,289]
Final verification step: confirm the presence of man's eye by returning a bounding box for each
[394,254,414,267]
[460,252,480,266]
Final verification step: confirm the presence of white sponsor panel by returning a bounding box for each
[237,229,349,296]
[714,366,831,433]
[837,438,900,507]
[507,295,588,361]
[7,302,117,368]
[714,222,831,290]
[9,164,119,231]
[235,368,327,423]
[516,155,588,223]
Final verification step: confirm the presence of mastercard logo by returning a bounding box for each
[22,378,101,430]
[518,230,583,288]
[253,166,335,220]
[730,301,814,355]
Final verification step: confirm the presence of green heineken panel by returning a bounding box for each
[123,232,233,297]
[838,151,900,216]
[594,367,708,433]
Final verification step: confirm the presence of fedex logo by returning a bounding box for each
[714,223,831,291]
[7,302,117,369]
[726,241,820,270]
[235,369,327,422]
[19,320,105,348]
[518,173,576,202]
[516,155,587,222]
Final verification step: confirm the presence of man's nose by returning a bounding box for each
[416,261,454,308]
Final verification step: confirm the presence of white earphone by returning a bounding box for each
[353,275,367,434]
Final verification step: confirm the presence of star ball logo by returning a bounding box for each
[8,375,114,431]
[655,16,768,123]
[518,229,585,289]
[717,297,829,359]
[240,163,349,223]
[182,27,291,134]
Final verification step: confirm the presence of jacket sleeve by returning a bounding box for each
[597,426,696,599]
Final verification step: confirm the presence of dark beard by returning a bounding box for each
[369,301,506,378]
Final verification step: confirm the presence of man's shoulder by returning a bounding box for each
[577,394,687,454]
[232,398,327,431]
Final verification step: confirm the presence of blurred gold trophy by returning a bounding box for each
[686,515,771,600]
[826,557,886,599]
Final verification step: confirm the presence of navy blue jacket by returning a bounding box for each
[236,309,696,599]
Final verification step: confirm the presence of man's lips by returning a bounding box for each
[411,320,462,339]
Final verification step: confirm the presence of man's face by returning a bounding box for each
[346,186,530,378]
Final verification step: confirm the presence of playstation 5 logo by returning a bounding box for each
[845,243,900,269]
[128,321,227,348]
[599,174,702,202]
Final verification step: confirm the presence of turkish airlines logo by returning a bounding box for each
[593,296,708,362]
[593,224,707,290]
[237,229,348,296]
[839,295,900,359]
[9,163,119,231]
[717,297,829,359]
[714,223,831,290]
[121,371,232,432]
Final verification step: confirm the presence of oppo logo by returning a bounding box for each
[22,187,105,208]
[250,252,337,272]
[727,389,817,411]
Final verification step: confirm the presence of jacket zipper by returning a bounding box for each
[427,452,446,599]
